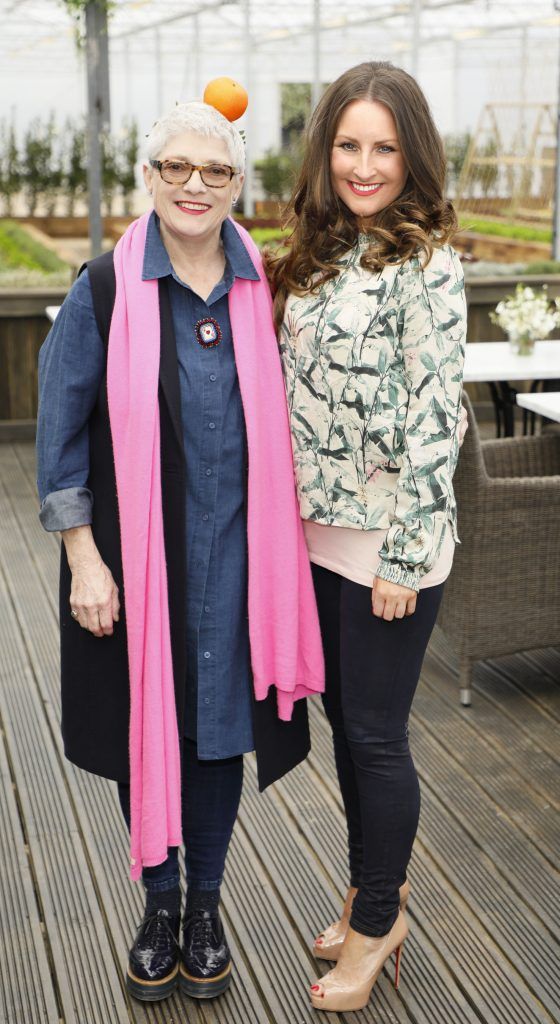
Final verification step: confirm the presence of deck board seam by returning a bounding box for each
[418,673,560,812]
[429,640,560,764]
[411,700,560,870]
[0,473,132,1024]
[0,713,62,1024]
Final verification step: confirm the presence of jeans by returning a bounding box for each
[311,564,444,937]
[117,736,244,894]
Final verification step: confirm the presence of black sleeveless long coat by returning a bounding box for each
[59,250,310,788]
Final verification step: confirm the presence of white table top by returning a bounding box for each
[46,305,61,323]
[464,340,560,382]
[516,391,560,423]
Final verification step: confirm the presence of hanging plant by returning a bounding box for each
[60,0,114,46]
[61,0,113,15]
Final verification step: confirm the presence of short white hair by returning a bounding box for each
[145,101,245,173]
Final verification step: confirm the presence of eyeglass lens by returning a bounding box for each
[160,160,232,187]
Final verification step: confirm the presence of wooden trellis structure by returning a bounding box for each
[456,102,556,223]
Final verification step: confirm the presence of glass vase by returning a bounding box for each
[508,332,535,356]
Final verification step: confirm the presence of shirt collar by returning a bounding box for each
[141,211,260,283]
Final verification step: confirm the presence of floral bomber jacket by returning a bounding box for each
[280,238,467,591]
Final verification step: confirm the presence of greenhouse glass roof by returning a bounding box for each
[2,0,558,144]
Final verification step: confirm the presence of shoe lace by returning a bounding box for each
[143,910,180,953]
[189,911,215,947]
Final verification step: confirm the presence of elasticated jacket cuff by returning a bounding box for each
[375,560,422,592]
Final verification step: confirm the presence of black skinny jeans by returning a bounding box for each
[117,736,243,894]
[312,564,444,938]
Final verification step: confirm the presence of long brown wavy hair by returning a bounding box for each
[267,61,457,328]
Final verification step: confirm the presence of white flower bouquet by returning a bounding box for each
[490,283,560,355]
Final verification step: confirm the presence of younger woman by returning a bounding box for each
[270,61,466,1012]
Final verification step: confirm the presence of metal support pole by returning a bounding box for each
[124,38,131,118]
[411,0,422,79]
[554,7,560,260]
[519,26,528,144]
[193,14,200,96]
[452,39,460,137]
[154,29,163,115]
[85,1,111,258]
[311,0,321,109]
[243,0,254,216]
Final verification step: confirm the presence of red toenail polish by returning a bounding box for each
[311,985,320,992]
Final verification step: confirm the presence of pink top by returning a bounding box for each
[303,520,455,590]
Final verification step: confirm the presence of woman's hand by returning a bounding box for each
[458,404,468,446]
[372,577,417,620]
[62,526,120,637]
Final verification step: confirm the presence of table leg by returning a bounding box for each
[488,383,503,437]
[488,382,517,437]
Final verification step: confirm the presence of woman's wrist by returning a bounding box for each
[61,525,101,571]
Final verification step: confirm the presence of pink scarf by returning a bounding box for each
[107,212,324,880]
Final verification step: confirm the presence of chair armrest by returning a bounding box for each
[482,435,560,478]
[457,474,560,534]
[485,473,560,509]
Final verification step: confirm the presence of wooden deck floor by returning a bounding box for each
[1,440,559,1024]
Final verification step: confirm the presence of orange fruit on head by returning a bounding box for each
[203,77,248,122]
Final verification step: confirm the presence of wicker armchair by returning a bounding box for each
[438,393,560,706]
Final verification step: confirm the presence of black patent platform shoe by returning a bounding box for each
[180,906,232,999]
[126,908,181,1002]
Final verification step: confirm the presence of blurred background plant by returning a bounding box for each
[0,121,19,216]
[0,218,71,286]
[0,113,140,217]
[63,119,87,216]
[254,148,299,203]
[445,132,471,193]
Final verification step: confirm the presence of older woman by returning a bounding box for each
[36,101,323,1004]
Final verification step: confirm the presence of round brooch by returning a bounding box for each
[195,316,222,349]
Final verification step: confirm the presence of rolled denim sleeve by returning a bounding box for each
[36,269,105,532]
[39,486,94,531]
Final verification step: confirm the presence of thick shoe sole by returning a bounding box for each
[179,960,232,999]
[126,963,179,1002]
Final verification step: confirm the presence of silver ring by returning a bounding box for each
[71,609,79,618]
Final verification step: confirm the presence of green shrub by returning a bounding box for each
[118,119,139,216]
[444,132,470,190]
[0,267,71,287]
[458,216,551,244]
[0,122,19,215]
[523,260,560,275]
[254,149,298,201]
[64,118,87,216]
[0,220,68,273]
[249,227,290,248]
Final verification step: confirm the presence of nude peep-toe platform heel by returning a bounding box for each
[312,879,410,962]
[310,909,408,1012]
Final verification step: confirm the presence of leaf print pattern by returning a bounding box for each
[279,240,466,590]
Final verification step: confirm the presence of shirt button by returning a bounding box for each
[208,422,216,430]
[202,513,209,521]
[205,468,212,476]
[203,651,211,659]
[204,697,210,704]
[209,373,217,382]
[204,606,211,613]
